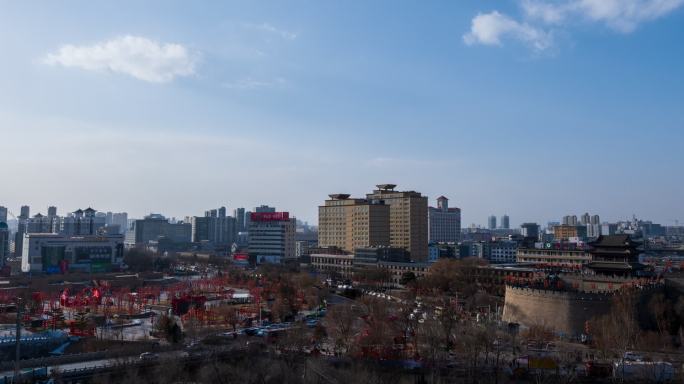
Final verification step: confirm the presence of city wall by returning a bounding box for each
[502,286,612,336]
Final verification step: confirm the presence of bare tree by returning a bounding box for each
[648,292,672,339]
[215,305,240,332]
[591,288,641,381]
[325,302,362,356]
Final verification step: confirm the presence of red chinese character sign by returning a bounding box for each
[250,212,289,221]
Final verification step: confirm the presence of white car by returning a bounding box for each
[139,352,159,361]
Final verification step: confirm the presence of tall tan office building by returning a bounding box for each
[318,194,390,253]
[366,184,428,262]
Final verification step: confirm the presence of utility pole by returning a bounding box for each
[14,298,23,381]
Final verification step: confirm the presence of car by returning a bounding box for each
[244,327,260,336]
[623,351,643,361]
[139,352,159,361]
[306,319,319,328]
[220,331,240,338]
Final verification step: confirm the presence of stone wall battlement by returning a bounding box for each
[505,286,613,302]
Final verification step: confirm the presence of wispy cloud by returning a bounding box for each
[523,0,684,32]
[221,77,286,90]
[463,11,553,51]
[464,0,684,51]
[44,35,198,83]
[243,22,298,40]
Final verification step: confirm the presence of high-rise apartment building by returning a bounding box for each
[501,214,510,230]
[192,207,237,245]
[520,223,540,239]
[47,206,59,232]
[0,206,7,224]
[191,216,210,242]
[587,214,601,239]
[581,213,591,225]
[27,213,52,233]
[0,207,8,264]
[365,184,428,262]
[111,212,129,234]
[19,206,30,219]
[15,206,31,255]
[318,194,390,253]
[60,208,106,236]
[0,222,9,265]
[248,212,296,263]
[488,215,497,230]
[587,223,601,238]
[428,196,461,243]
[562,215,579,226]
[234,208,246,232]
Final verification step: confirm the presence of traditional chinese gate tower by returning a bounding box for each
[586,235,645,277]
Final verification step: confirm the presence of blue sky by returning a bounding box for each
[1,1,683,227]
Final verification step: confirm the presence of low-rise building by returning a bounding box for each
[126,214,191,248]
[310,250,355,279]
[378,261,431,285]
[21,233,125,273]
[310,246,430,285]
[489,240,519,264]
[516,247,591,267]
[553,225,587,241]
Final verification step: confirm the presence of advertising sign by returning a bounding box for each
[250,212,289,222]
[233,252,249,265]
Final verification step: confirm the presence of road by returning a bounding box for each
[326,293,354,305]
[0,349,188,382]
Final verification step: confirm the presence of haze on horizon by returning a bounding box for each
[1,1,683,227]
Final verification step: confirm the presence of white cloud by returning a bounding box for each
[243,23,298,40]
[522,0,684,32]
[463,11,553,51]
[44,35,198,83]
[464,0,683,51]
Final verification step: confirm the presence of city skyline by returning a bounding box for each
[2,1,683,226]
[0,199,677,230]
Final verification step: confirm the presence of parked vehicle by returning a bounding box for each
[244,327,260,336]
[139,352,159,361]
[613,361,674,383]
